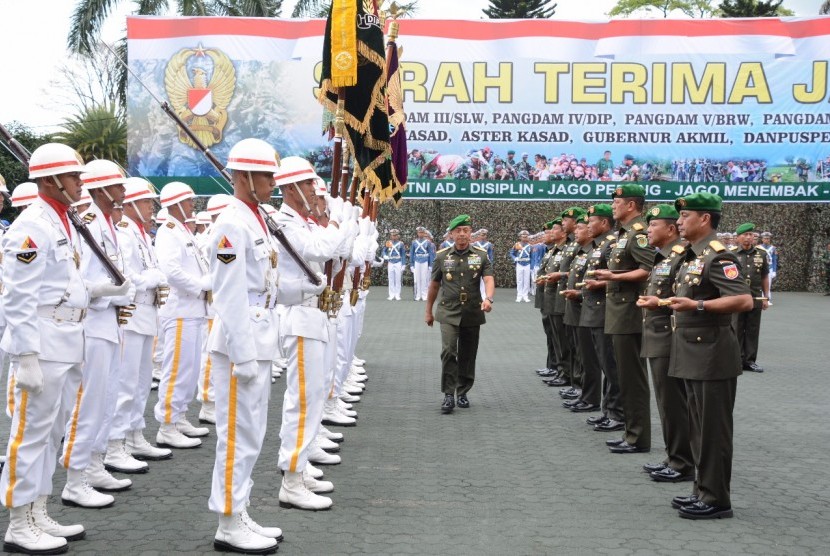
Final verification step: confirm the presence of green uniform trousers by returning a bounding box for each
[549,314,572,379]
[648,356,693,475]
[612,333,650,448]
[685,377,737,508]
[440,324,480,395]
[733,306,762,365]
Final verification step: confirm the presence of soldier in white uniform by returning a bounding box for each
[274,157,345,511]
[0,144,103,552]
[107,178,173,468]
[60,160,137,508]
[153,182,211,449]
[206,139,285,554]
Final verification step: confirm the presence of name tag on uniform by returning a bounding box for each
[591,250,601,259]
[443,259,457,270]
[255,239,265,246]
[616,239,628,249]
[58,239,68,246]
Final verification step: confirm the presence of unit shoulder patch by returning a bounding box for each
[636,235,649,248]
[709,240,726,252]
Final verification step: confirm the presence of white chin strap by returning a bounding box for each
[247,170,262,204]
[50,176,75,205]
[294,183,312,214]
[130,201,146,223]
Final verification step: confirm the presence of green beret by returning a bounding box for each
[735,222,755,235]
[611,184,646,199]
[587,204,613,218]
[507,150,515,155]
[447,214,472,231]
[551,217,563,227]
[561,207,587,220]
[646,204,680,223]
[674,192,722,213]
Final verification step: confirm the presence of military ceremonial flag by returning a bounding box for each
[386,22,408,190]
[318,0,403,205]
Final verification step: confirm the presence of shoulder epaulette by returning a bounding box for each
[83,213,96,223]
[116,221,129,228]
[632,222,644,231]
[436,246,451,254]
[473,245,487,252]
[166,222,176,229]
[606,234,616,241]
[671,244,685,254]
[709,240,726,252]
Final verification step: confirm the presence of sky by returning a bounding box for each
[0,0,822,133]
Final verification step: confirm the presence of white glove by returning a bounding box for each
[89,278,133,299]
[199,275,212,292]
[232,360,259,384]
[302,272,327,296]
[327,196,344,223]
[359,216,371,237]
[145,269,168,289]
[352,205,362,222]
[110,282,136,307]
[342,201,354,222]
[16,354,43,394]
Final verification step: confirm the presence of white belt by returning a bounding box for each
[37,305,87,323]
[134,290,156,305]
[248,292,277,309]
[299,295,320,308]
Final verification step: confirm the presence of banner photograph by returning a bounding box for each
[126,16,830,202]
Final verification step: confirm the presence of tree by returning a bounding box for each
[718,0,788,17]
[482,0,557,18]
[0,123,53,219]
[47,49,124,119]
[609,0,696,18]
[821,0,830,14]
[54,104,128,166]
[291,0,418,19]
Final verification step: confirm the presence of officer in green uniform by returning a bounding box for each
[581,204,623,426]
[593,184,655,453]
[560,216,597,410]
[667,192,752,520]
[549,208,586,398]
[538,219,567,383]
[731,223,770,373]
[535,223,558,375]
[425,215,495,414]
[636,204,694,483]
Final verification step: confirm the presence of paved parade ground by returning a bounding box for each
[0,289,827,555]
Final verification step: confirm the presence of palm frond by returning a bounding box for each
[68,0,121,55]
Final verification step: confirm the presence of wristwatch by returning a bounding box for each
[486,297,494,303]
[697,300,705,312]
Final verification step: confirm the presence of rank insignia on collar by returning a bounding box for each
[166,222,175,229]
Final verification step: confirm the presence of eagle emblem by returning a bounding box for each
[164,45,236,149]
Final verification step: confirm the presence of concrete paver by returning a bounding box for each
[0,289,826,554]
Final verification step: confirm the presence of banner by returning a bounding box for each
[127,16,830,202]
